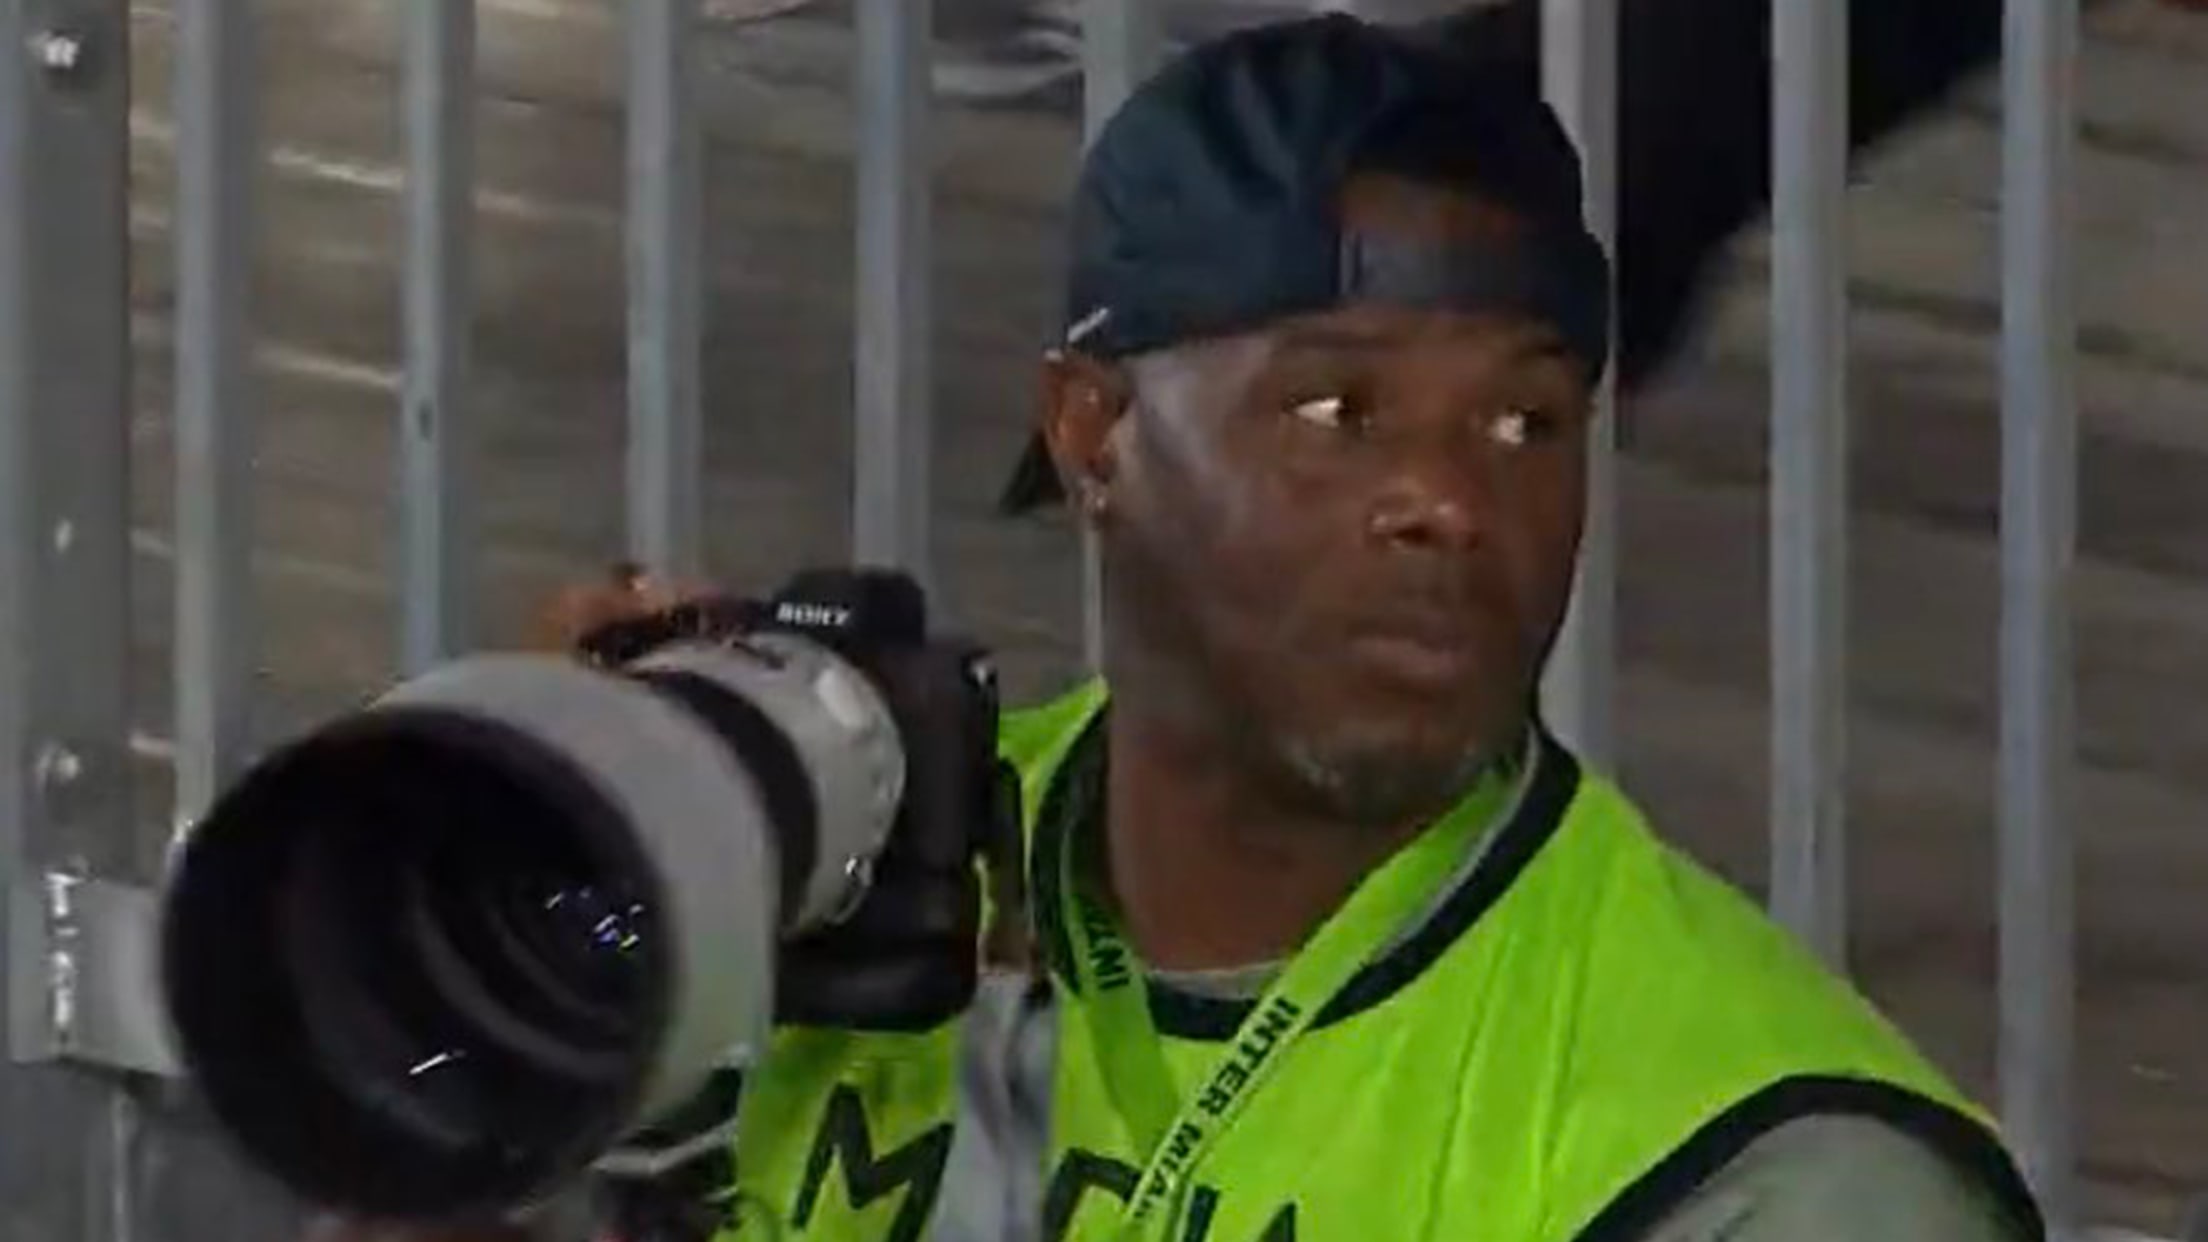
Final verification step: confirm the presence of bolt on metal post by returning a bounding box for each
[28,27,89,81]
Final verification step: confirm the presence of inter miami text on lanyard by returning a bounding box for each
[1056,765,1513,1242]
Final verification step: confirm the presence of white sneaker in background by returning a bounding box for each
[932,0,1082,105]
[700,0,822,21]
[697,0,1486,108]
[929,0,1477,105]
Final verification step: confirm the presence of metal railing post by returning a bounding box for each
[626,0,705,580]
[173,0,258,824]
[1538,0,1620,766]
[0,2,139,1236]
[1082,0,1159,139]
[1769,0,1851,966]
[1998,0,2081,1230]
[1077,0,1160,671]
[400,0,478,672]
[853,0,935,587]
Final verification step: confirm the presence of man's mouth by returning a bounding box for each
[1344,617,1484,687]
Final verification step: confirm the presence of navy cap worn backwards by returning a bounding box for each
[1000,12,1613,513]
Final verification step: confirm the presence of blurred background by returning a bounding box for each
[107,0,2207,1232]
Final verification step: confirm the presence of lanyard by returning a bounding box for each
[1057,773,1509,1241]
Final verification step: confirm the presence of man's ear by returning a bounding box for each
[1040,349,1131,523]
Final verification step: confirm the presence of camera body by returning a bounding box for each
[157,568,1009,1225]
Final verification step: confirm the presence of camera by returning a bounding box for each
[156,569,1005,1224]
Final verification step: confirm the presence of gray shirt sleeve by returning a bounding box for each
[1639,1115,2027,1242]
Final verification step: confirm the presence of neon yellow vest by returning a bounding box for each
[721,681,2039,1241]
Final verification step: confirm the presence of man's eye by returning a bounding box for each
[1288,393,1367,432]
[1487,405,1556,449]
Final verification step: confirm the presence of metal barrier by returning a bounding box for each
[2,5,151,1240]
[0,0,2100,1237]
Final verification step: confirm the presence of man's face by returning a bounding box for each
[1046,177,1595,826]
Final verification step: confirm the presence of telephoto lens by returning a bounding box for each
[158,586,914,1223]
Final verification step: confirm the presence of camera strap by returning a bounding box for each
[1056,775,1506,1242]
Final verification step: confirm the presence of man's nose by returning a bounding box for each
[1364,438,1492,554]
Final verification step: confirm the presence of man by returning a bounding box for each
[329,11,2051,1242]
[928,16,2034,1240]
